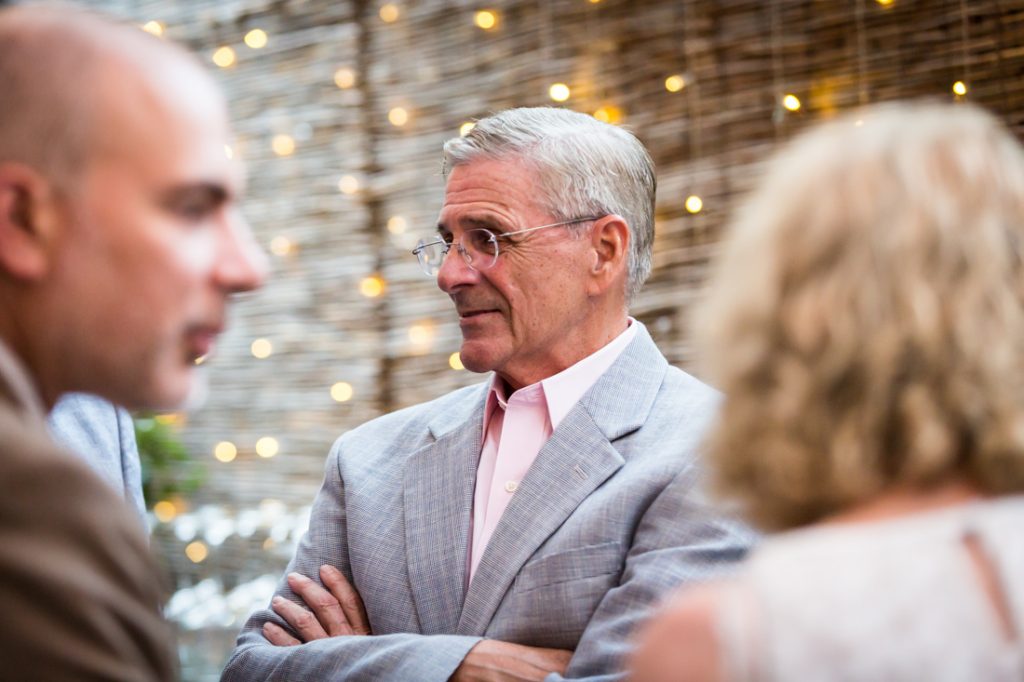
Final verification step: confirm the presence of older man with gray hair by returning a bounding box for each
[224,107,752,681]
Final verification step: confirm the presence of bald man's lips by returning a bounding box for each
[185,325,223,362]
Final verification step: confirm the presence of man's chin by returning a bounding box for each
[456,346,501,375]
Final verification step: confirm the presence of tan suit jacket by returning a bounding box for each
[0,341,175,681]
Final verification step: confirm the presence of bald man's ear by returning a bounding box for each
[0,163,60,281]
[586,214,630,298]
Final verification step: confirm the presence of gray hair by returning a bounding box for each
[443,107,656,302]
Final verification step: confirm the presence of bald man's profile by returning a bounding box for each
[0,3,264,679]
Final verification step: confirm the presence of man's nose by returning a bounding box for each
[436,243,480,293]
[215,211,268,294]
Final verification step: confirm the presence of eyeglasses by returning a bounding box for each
[411,216,603,276]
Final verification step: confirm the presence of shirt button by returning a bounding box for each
[504,480,519,493]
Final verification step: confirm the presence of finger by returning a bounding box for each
[272,594,330,642]
[287,572,353,637]
[321,564,371,635]
[263,621,301,647]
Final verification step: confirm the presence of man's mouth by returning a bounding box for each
[185,324,223,361]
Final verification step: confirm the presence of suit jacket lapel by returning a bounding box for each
[403,385,487,635]
[456,323,669,635]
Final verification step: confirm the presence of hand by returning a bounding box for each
[263,564,371,646]
[450,639,573,682]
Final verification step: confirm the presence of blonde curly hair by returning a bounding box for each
[696,101,1024,531]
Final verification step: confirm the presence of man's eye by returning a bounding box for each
[173,201,214,221]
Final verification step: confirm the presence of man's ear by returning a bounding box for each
[0,162,62,281]
[586,214,630,296]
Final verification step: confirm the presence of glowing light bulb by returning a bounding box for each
[251,338,273,359]
[255,436,279,458]
[360,275,386,298]
[380,4,400,22]
[782,94,801,112]
[665,74,686,92]
[338,175,360,194]
[460,121,476,137]
[334,67,356,89]
[185,541,209,563]
[474,10,498,30]
[269,236,295,256]
[387,216,407,234]
[244,29,268,49]
[952,80,967,96]
[214,441,237,463]
[593,105,622,124]
[153,500,177,523]
[388,107,409,127]
[272,134,295,156]
[141,21,164,37]
[331,382,354,402]
[449,352,464,370]
[549,83,571,102]
[685,195,703,214]
[212,46,236,68]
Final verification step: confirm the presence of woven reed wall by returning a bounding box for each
[42,0,1024,677]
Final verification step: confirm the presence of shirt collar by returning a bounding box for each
[483,318,638,431]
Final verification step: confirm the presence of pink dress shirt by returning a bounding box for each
[468,320,638,582]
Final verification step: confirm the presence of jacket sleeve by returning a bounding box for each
[544,465,756,682]
[221,439,482,682]
[0,412,176,681]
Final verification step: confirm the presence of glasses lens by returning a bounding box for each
[414,237,447,276]
[463,228,499,269]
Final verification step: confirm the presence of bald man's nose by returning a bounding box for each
[215,214,267,293]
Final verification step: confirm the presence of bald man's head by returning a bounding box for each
[0,4,265,411]
[0,3,209,189]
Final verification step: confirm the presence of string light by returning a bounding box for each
[244,29,268,49]
[212,46,236,68]
[153,500,177,523]
[459,121,476,137]
[685,195,703,214]
[185,541,209,563]
[255,437,279,458]
[154,413,185,427]
[876,0,894,6]
[388,107,409,127]
[331,382,354,402]
[269,236,296,256]
[549,83,571,102]
[334,67,356,89]
[665,74,686,92]
[213,441,237,463]
[474,10,498,30]
[449,352,464,370]
[338,175,360,194]
[387,216,408,234]
[952,80,967,96]
[272,134,295,156]
[141,20,164,37]
[593,105,622,124]
[360,275,386,298]
[380,3,400,22]
[408,322,436,350]
[251,338,273,359]
[782,94,801,112]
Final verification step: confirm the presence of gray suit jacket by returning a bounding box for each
[223,324,754,681]
[48,393,146,523]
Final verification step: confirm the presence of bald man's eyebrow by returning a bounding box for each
[161,183,231,220]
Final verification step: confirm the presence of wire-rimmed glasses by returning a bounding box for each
[411,216,603,276]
